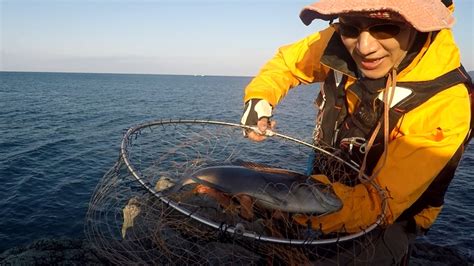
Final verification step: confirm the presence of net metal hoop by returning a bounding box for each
[120,119,384,245]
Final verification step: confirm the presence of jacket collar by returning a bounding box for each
[320,33,359,79]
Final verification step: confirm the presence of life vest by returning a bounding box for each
[311,65,473,220]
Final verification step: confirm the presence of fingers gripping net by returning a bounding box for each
[85,119,388,264]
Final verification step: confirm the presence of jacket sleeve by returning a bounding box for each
[294,83,471,233]
[243,27,335,107]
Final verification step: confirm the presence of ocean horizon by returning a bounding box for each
[0,70,254,78]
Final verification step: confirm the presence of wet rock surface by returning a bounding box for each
[0,238,105,265]
[1,238,472,265]
[410,242,472,266]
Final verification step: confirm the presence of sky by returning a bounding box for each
[1,0,473,77]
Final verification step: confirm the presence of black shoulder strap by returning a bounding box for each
[466,76,474,145]
[388,66,473,143]
[314,69,348,146]
[397,66,473,222]
[365,66,473,175]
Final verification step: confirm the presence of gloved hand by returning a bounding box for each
[292,174,382,234]
[240,99,276,142]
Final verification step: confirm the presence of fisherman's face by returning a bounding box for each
[337,16,416,79]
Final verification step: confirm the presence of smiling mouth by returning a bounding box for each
[360,58,384,70]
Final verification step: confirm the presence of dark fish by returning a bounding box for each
[182,164,342,215]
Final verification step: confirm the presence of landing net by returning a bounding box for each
[85,119,387,264]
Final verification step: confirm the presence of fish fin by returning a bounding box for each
[233,159,308,180]
[231,159,275,169]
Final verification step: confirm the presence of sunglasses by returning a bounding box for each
[331,22,405,39]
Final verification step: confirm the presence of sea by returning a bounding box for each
[0,71,472,259]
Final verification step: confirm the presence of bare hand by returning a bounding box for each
[246,118,276,142]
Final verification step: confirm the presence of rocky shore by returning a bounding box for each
[1,238,471,265]
[0,239,104,265]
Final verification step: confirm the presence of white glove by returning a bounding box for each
[240,99,274,140]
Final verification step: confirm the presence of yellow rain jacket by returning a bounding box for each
[243,27,471,233]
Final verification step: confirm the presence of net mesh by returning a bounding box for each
[85,120,387,264]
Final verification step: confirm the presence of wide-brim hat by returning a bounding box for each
[300,0,455,32]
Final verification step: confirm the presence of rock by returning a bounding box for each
[1,237,472,265]
[154,176,175,192]
[121,197,141,239]
[410,242,472,266]
[0,238,105,265]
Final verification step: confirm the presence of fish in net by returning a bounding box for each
[85,119,388,264]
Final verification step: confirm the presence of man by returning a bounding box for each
[241,0,472,264]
